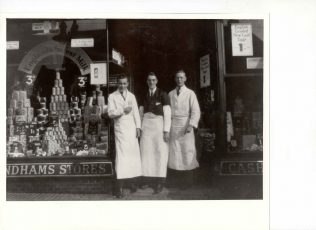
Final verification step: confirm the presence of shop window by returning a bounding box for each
[6,19,111,159]
[222,20,264,154]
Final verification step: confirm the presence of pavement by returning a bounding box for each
[7,170,263,201]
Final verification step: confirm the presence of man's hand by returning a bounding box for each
[163,131,170,142]
[185,125,193,134]
[136,128,141,138]
[124,105,132,114]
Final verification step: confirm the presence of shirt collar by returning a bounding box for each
[117,89,128,98]
[177,85,186,93]
[149,87,157,94]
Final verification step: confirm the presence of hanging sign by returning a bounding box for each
[71,38,94,48]
[90,63,107,85]
[112,49,125,66]
[200,54,211,88]
[32,21,59,35]
[231,23,253,56]
[7,41,19,50]
[18,40,92,76]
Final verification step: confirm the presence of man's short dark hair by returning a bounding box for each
[176,69,186,76]
[147,72,157,79]
[118,75,128,81]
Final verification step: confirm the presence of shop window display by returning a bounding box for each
[6,19,110,159]
[222,19,264,154]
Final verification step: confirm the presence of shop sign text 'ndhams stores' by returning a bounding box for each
[7,162,113,177]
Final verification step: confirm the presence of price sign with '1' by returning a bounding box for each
[231,23,253,56]
[200,54,211,88]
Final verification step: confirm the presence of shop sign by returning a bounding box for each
[200,54,211,88]
[246,57,263,69]
[18,40,92,76]
[7,162,113,177]
[90,63,107,85]
[71,38,94,48]
[7,41,19,50]
[220,160,263,175]
[32,21,59,34]
[231,23,253,56]
[32,23,44,31]
[112,49,125,66]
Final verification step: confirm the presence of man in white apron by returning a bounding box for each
[108,76,142,198]
[139,72,171,194]
[168,69,201,189]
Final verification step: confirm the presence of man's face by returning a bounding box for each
[147,75,158,89]
[118,78,129,92]
[175,72,186,87]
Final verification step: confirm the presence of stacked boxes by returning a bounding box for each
[8,90,34,124]
[199,131,216,153]
[96,126,108,155]
[87,85,107,114]
[7,74,111,158]
[83,86,109,156]
[49,71,69,123]
[69,97,82,122]
[42,121,68,156]
[69,96,84,141]
[79,92,87,110]
[7,90,35,157]
[36,97,49,124]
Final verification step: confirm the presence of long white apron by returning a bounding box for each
[114,114,142,179]
[168,116,199,170]
[140,113,169,177]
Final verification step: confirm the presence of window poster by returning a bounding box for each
[90,63,107,85]
[231,23,253,56]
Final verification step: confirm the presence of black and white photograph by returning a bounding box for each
[2,1,316,228]
[5,18,264,201]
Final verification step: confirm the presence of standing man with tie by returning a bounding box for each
[108,76,142,198]
[168,69,201,189]
[139,72,171,194]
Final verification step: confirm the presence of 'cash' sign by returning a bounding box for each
[220,161,263,175]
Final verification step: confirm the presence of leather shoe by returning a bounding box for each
[153,183,163,194]
[130,183,137,193]
[139,184,149,189]
[115,187,124,198]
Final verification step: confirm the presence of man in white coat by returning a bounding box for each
[139,72,171,194]
[168,69,201,189]
[108,76,142,198]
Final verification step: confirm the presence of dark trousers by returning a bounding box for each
[140,176,166,187]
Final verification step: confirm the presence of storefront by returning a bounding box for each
[216,20,263,176]
[6,18,263,193]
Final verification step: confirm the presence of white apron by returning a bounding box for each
[168,86,200,170]
[114,114,142,179]
[168,116,199,170]
[108,90,142,179]
[140,113,169,177]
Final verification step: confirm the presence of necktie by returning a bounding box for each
[150,90,153,97]
[177,88,180,96]
[121,91,125,100]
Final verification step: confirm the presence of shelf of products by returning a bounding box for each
[226,77,263,154]
[7,70,110,159]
